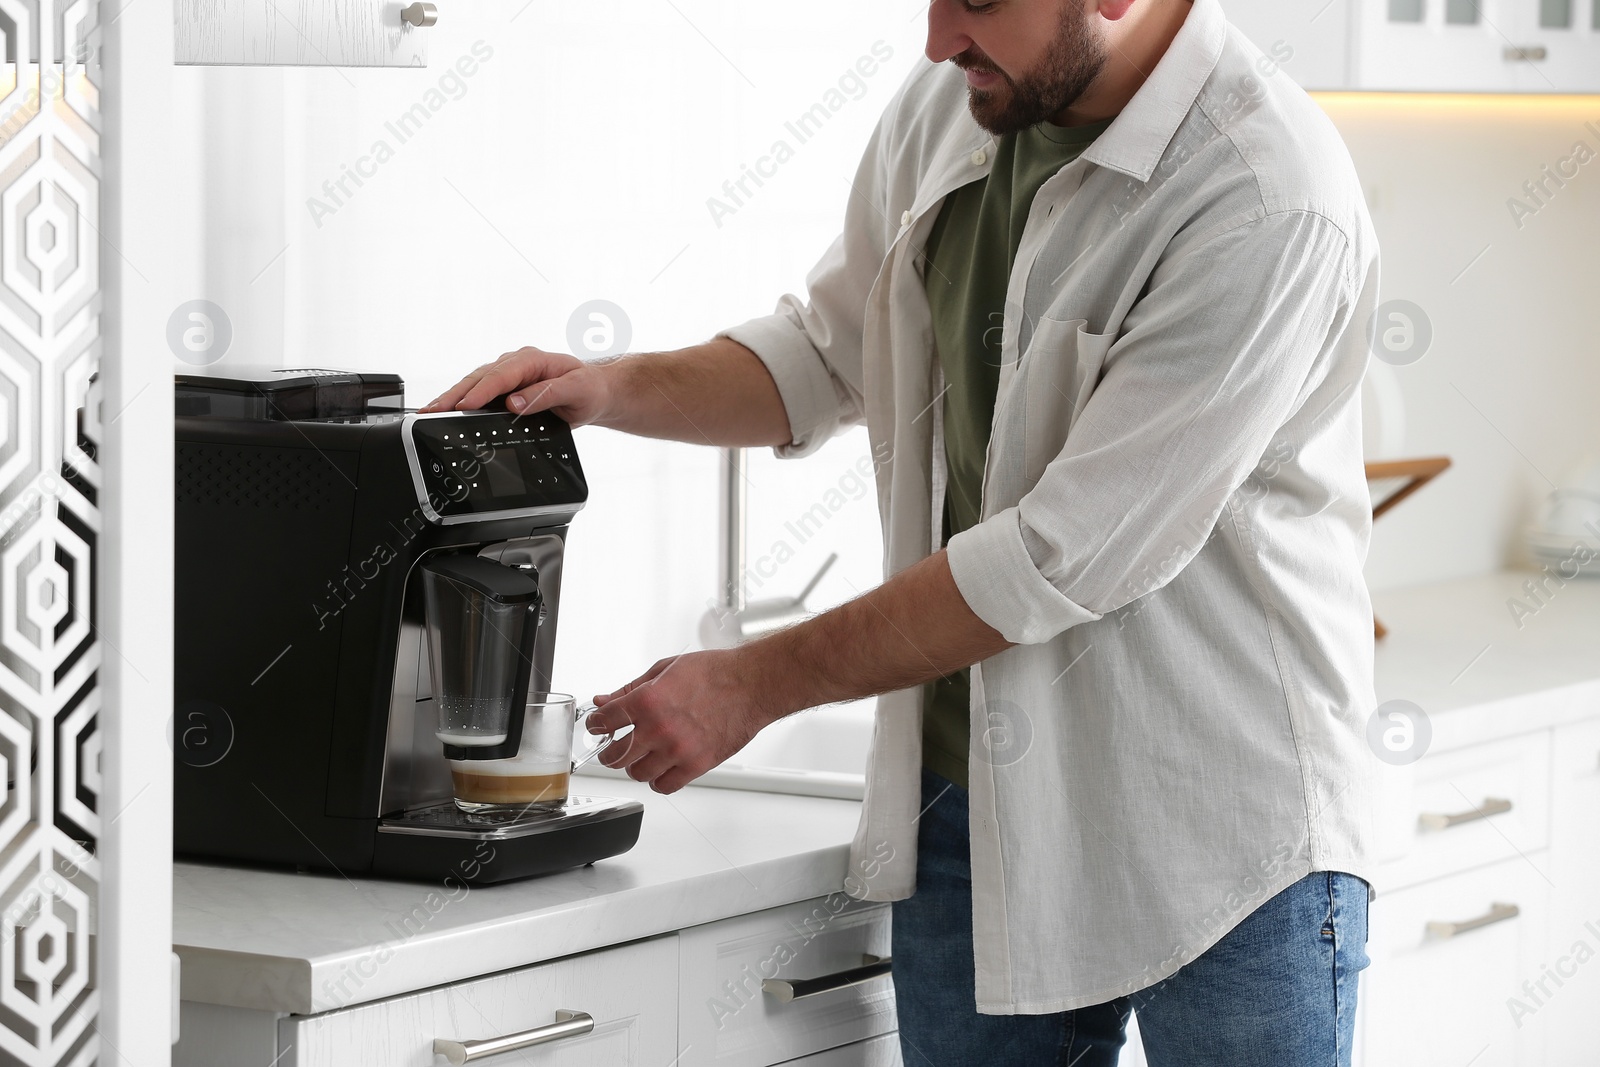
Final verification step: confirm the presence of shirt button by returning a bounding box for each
[971,149,987,166]
[901,209,912,227]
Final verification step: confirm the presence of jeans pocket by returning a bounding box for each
[1328,873,1373,974]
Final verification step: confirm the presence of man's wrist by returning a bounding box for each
[735,629,817,730]
[585,356,630,431]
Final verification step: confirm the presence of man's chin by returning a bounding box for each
[966,89,1014,136]
[967,97,1028,137]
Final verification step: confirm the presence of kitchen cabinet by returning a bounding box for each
[1349,571,1600,1067]
[1354,724,1559,1066]
[1225,0,1600,92]
[777,1033,902,1065]
[1352,0,1600,92]
[283,935,680,1066]
[1537,717,1600,1063]
[677,899,896,1067]
[175,0,435,66]
[1378,731,1551,891]
[174,895,900,1067]
[173,777,891,1065]
[1362,856,1550,1066]
[1353,0,1522,92]
[1533,0,1600,91]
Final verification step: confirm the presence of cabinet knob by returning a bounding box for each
[401,2,438,28]
[1504,45,1549,62]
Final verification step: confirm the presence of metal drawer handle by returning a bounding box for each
[1419,796,1512,832]
[762,955,892,1004]
[1426,902,1520,941]
[1504,45,1548,61]
[434,1010,594,1064]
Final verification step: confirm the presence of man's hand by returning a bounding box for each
[583,551,1011,795]
[419,346,617,425]
[584,648,784,795]
[421,338,794,447]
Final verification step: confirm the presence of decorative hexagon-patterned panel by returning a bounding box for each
[0,0,101,1062]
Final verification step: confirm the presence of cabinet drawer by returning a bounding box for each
[1539,717,1600,1063]
[282,935,678,1067]
[174,0,433,67]
[1379,731,1550,891]
[776,1032,902,1066]
[1362,855,1549,1067]
[679,897,895,1067]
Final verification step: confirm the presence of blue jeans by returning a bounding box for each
[891,769,1370,1067]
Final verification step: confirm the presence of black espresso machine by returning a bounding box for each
[174,368,643,883]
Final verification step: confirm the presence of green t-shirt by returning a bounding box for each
[920,117,1111,789]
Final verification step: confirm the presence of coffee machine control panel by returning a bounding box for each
[403,412,588,524]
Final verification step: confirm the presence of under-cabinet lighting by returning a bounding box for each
[1312,91,1600,116]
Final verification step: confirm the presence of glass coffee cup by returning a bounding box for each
[445,693,624,814]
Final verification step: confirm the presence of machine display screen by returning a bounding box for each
[481,447,527,498]
[409,412,588,518]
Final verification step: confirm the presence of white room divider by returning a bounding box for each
[0,1,111,1061]
[101,0,193,1058]
[0,0,189,1061]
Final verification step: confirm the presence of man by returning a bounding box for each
[424,0,1379,1062]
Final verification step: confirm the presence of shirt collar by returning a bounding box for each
[1079,0,1226,182]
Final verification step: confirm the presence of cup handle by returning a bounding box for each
[572,703,631,770]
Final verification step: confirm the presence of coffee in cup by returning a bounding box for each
[444,693,618,814]
[449,760,569,811]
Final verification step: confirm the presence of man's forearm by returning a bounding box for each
[599,338,794,448]
[747,549,1013,719]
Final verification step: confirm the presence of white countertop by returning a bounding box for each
[175,778,862,1015]
[1372,568,1600,749]
[174,569,1600,1017]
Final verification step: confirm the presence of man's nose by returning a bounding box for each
[924,0,974,65]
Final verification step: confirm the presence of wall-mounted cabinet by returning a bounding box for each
[1226,0,1600,92]
[175,0,436,66]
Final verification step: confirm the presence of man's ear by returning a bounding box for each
[1098,0,1139,21]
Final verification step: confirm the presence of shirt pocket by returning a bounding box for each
[1018,316,1117,486]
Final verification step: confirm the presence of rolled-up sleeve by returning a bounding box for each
[947,209,1358,645]
[718,303,861,460]
[715,95,905,458]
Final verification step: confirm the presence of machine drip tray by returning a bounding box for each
[379,796,645,840]
[372,796,646,884]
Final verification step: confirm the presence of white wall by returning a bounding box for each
[188,1,924,721]
[1320,93,1600,592]
[185,8,1600,719]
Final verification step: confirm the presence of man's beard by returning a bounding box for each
[954,5,1108,135]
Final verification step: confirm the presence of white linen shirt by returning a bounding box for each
[718,0,1381,1014]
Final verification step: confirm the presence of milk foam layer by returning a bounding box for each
[446,753,567,777]
[435,731,509,747]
